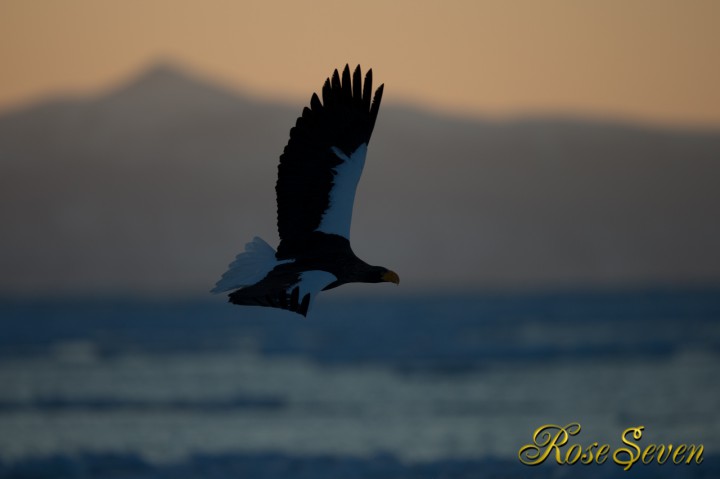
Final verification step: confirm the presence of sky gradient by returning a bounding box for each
[2,0,719,128]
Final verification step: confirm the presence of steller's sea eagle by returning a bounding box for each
[211,65,399,316]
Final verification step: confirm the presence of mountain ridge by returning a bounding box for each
[1,63,720,295]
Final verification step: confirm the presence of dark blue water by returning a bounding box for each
[1,290,719,478]
[3,289,719,365]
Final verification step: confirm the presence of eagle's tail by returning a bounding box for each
[210,237,291,294]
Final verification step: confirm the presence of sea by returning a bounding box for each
[0,289,719,478]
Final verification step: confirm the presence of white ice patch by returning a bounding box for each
[316,143,367,239]
[288,270,337,315]
[211,237,293,293]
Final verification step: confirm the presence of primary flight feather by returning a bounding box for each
[212,65,399,316]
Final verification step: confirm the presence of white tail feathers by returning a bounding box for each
[211,237,292,294]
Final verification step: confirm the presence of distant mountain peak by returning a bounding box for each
[128,61,196,87]
[105,60,244,108]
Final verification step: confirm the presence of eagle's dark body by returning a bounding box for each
[228,233,388,316]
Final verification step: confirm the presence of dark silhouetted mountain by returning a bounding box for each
[1,63,720,295]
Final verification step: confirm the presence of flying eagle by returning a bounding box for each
[212,65,399,316]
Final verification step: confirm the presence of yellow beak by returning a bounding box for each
[382,270,400,285]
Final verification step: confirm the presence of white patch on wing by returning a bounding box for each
[211,237,293,293]
[288,270,337,314]
[316,143,367,239]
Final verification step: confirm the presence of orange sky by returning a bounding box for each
[1,0,719,127]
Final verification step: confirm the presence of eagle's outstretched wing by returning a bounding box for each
[275,64,383,255]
